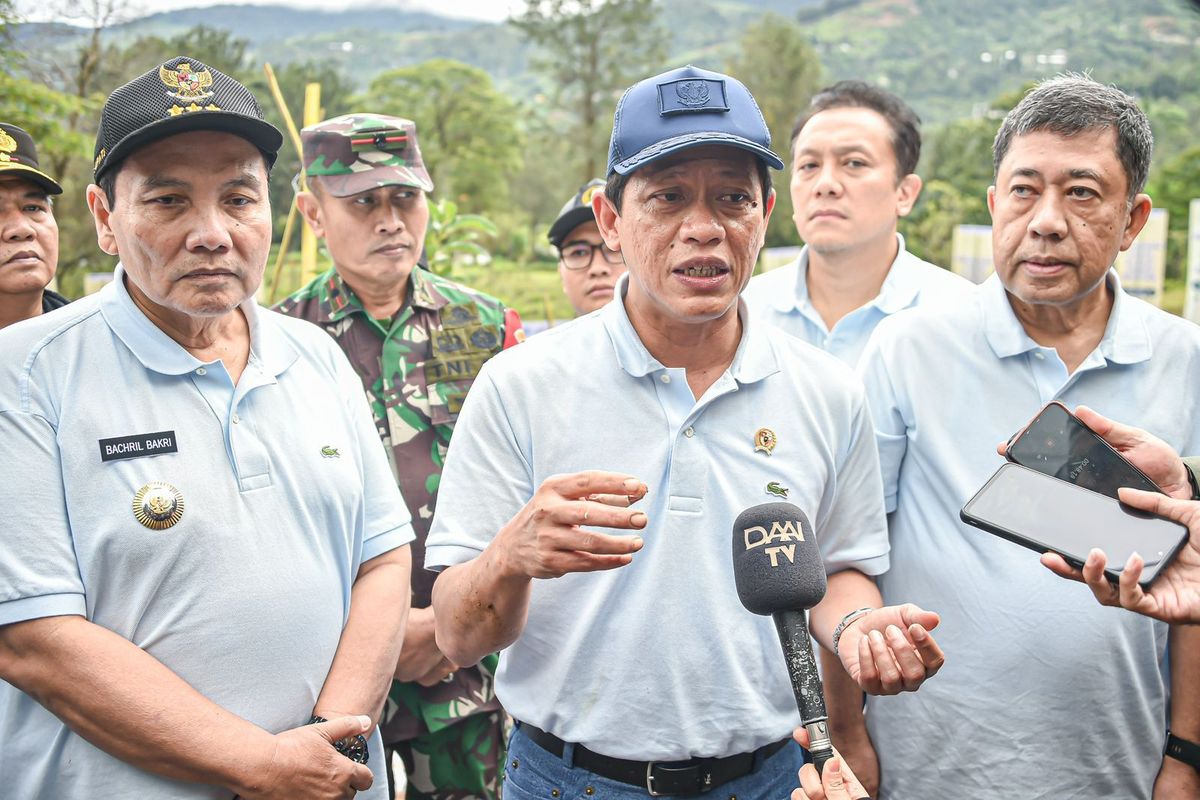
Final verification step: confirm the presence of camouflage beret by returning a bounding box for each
[302,113,434,197]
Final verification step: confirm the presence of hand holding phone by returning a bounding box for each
[1005,401,1160,498]
[960,463,1188,589]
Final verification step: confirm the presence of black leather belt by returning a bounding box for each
[517,721,790,796]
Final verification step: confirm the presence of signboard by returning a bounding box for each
[950,224,993,283]
[1114,208,1167,306]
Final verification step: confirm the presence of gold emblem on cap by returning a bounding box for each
[160,62,220,116]
[132,481,185,530]
[580,185,599,206]
[94,148,106,171]
[0,129,15,163]
[754,427,777,455]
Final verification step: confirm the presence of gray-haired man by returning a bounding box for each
[855,74,1200,798]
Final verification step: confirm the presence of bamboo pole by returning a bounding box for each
[268,197,300,303]
[299,82,322,284]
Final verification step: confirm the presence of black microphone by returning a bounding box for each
[731,501,834,775]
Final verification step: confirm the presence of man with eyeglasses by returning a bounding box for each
[548,179,627,316]
[276,113,523,800]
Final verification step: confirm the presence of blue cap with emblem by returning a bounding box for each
[606,64,784,176]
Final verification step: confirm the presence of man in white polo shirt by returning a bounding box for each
[0,57,414,799]
[426,65,945,800]
[857,75,1200,798]
[744,80,969,367]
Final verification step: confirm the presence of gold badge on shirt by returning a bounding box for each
[754,427,777,456]
[132,481,185,530]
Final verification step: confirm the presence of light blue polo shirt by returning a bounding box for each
[425,276,889,760]
[743,234,972,366]
[0,266,413,799]
[857,272,1200,799]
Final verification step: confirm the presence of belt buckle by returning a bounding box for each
[645,762,714,796]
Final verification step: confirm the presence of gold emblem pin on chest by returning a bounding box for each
[754,427,777,455]
[132,481,185,530]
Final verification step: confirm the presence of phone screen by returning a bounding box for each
[1008,403,1160,498]
[962,464,1186,577]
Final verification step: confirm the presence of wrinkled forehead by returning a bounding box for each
[120,130,269,184]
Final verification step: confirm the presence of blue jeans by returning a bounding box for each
[501,725,805,800]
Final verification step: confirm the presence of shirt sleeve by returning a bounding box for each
[0,409,86,627]
[425,369,534,570]
[857,333,909,514]
[335,351,414,566]
[812,384,890,576]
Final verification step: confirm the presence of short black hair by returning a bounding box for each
[790,80,922,179]
[604,157,773,214]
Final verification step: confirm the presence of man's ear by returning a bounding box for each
[986,185,997,219]
[593,189,621,251]
[896,173,922,218]
[1120,193,1153,252]
[86,184,119,256]
[296,190,326,239]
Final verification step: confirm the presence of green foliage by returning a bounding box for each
[513,0,666,181]
[424,198,499,278]
[363,59,522,219]
[1146,147,1200,280]
[726,13,823,248]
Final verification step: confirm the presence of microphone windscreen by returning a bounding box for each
[731,502,827,615]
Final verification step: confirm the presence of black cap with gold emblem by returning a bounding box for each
[93,55,283,181]
[0,123,63,195]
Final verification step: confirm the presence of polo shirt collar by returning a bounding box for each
[769,233,921,315]
[601,274,779,384]
[981,268,1152,365]
[100,263,299,378]
[319,264,446,324]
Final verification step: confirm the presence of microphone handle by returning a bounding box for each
[773,610,835,775]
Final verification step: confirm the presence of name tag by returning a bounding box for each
[99,430,178,462]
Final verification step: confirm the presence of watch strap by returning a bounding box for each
[1166,731,1200,770]
[308,715,370,765]
[1183,457,1200,501]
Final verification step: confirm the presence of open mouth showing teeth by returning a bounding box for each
[679,265,726,277]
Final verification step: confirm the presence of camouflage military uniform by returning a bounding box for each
[277,266,520,799]
[277,113,524,800]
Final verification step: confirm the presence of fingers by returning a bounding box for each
[1118,487,1200,531]
[1041,551,1084,581]
[587,493,636,507]
[906,624,945,681]
[897,603,940,632]
[544,472,648,502]
[798,763,827,799]
[313,714,371,744]
[1116,552,1153,611]
[793,726,810,749]
[349,762,374,792]
[1072,405,1123,444]
[1079,548,1120,607]
[416,659,456,687]
[555,499,649,533]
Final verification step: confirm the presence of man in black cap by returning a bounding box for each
[547,178,627,316]
[0,123,68,329]
[0,56,414,800]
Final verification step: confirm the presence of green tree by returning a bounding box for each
[726,12,822,248]
[364,59,523,217]
[1146,146,1200,280]
[423,198,499,277]
[512,0,665,182]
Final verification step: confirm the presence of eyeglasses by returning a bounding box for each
[558,242,623,271]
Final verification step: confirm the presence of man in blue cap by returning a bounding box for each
[425,65,945,799]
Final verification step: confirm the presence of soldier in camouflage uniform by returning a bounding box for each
[276,114,522,800]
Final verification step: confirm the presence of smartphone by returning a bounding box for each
[960,463,1187,588]
[1006,401,1160,499]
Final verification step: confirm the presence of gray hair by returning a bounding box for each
[992,73,1153,199]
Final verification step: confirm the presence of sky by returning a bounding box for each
[14,0,525,24]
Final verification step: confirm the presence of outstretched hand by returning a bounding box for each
[836,604,944,696]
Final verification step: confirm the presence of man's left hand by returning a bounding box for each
[1154,755,1200,799]
[836,604,944,695]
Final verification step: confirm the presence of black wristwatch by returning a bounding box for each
[1186,461,1200,502]
[308,715,370,765]
[1165,731,1200,771]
